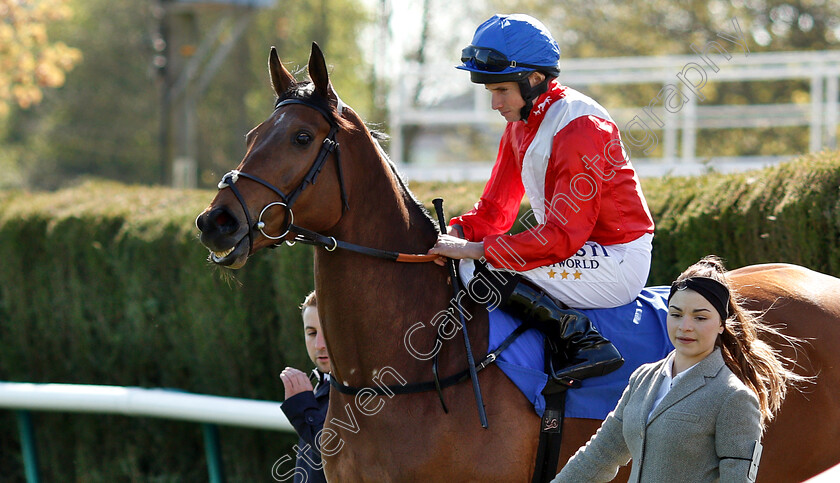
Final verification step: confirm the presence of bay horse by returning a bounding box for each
[195,43,840,482]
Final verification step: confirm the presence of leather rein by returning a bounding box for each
[215,95,524,406]
[216,97,437,263]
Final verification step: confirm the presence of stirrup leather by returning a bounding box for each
[499,278,625,383]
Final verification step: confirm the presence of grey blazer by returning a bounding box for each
[553,348,762,483]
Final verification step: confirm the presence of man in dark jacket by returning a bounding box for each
[279,291,330,483]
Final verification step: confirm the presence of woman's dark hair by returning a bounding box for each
[675,255,809,427]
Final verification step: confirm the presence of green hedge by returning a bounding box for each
[1,152,839,480]
[643,151,840,283]
[0,182,312,481]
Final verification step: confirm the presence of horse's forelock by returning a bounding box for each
[275,80,356,132]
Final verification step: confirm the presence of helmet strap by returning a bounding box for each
[517,74,553,122]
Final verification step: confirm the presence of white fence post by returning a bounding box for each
[825,74,838,150]
[811,67,825,153]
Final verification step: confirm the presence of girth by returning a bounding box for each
[328,319,536,396]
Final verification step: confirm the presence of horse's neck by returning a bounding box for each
[317,145,454,386]
[334,138,437,256]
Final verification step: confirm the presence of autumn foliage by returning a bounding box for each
[0,0,81,115]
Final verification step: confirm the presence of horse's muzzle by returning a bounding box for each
[195,206,250,267]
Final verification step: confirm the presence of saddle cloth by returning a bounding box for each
[488,286,673,419]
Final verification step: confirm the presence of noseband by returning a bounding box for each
[217,97,349,255]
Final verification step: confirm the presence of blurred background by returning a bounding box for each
[2,1,840,481]
[3,0,840,191]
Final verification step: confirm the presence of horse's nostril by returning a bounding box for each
[198,207,240,236]
[208,207,239,235]
[214,211,232,228]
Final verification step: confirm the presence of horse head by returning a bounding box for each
[196,43,356,268]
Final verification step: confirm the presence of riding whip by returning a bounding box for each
[432,198,488,429]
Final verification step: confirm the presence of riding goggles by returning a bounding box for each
[460,45,546,72]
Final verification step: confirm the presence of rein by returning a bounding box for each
[287,224,439,262]
[219,94,503,408]
[216,97,438,264]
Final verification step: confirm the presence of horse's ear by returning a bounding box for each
[268,46,294,98]
[308,42,334,100]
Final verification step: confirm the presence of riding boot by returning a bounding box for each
[481,266,624,383]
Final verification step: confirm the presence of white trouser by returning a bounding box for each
[459,233,653,310]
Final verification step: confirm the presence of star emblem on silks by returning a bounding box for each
[560,270,570,279]
[548,269,557,279]
[573,270,582,280]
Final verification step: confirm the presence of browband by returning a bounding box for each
[274,97,336,126]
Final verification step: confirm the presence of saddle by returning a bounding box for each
[485,288,673,481]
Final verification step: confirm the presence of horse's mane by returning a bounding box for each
[278,81,438,234]
[370,130,440,234]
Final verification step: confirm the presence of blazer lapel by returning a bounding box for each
[646,349,725,426]
[312,369,331,398]
[314,379,330,398]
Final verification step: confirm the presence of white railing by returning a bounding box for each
[0,381,293,482]
[0,381,291,430]
[807,462,840,482]
[389,50,840,180]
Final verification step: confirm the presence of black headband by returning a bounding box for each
[668,276,731,322]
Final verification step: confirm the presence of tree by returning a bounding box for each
[0,0,374,190]
[0,0,81,117]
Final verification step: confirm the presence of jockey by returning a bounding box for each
[429,14,655,384]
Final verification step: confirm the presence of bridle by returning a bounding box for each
[216,96,438,263]
[217,97,347,257]
[215,93,511,422]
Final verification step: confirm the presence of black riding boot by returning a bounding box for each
[504,280,624,382]
[478,265,624,383]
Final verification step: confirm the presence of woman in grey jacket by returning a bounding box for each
[553,256,806,482]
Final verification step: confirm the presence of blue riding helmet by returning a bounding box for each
[458,14,561,121]
[457,14,561,84]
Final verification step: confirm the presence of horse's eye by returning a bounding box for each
[294,132,313,145]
